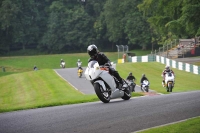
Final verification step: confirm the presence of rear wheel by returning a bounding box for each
[94,83,110,103]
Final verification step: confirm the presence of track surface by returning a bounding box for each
[0,91,200,133]
[55,67,155,95]
[174,57,200,64]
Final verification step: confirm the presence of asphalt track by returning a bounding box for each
[0,91,200,133]
[54,67,156,95]
[174,57,200,64]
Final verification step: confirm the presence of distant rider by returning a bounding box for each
[162,65,175,87]
[140,74,149,89]
[60,59,65,63]
[33,65,38,71]
[126,72,136,81]
[87,44,124,88]
[77,59,83,70]
[60,59,65,68]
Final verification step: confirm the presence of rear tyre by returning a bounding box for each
[94,83,110,103]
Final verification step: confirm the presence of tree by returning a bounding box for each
[102,0,152,50]
[138,0,200,43]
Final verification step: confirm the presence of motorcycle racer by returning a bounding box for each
[77,59,83,70]
[162,65,175,87]
[87,44,124,87]
[140,74,149,89]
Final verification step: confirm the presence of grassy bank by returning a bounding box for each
[117,62,200,94]
[0,69,98,112]
[0,51,150,113]
[0,51,199,113]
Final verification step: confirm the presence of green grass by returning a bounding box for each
[0,52,200,132]
[0,69,99,112]
[193,62,200,66]
[0,51,199,113]
[0,51,151,112]
[117,62,200,94]
[137,117,200,133]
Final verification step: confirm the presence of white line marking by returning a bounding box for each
[54,70,85,95]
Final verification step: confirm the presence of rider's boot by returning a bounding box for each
[118,79,125,90]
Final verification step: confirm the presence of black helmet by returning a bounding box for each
[129,72,132,75]
[87,44,98,58]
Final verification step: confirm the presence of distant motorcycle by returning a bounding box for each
[60,62,65,68]
[141,80,149,92]
[164,72,175,92]
[84,60,131,103]
[126,79,136,92]
[78,67,83,78]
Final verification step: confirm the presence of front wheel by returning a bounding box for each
[78,72,82,78]
[145,86,149,92]
[130,85,134,92]
[94,83,110,103]
[121,86,131,100]
[168,83,173,92]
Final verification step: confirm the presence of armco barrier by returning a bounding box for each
[126,55,200,75]
[156,55,200,75]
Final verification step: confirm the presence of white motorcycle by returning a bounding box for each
[84,60,132,103]
[141,80,149,92]
[163,72,175,92]
[60,62,65,68]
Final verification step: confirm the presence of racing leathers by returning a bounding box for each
[88,52,123,84]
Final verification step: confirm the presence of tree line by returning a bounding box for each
[0,0,199,55]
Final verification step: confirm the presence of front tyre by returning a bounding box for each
[121,86,131,100]
[130,85,134,92]
[145,86,149,92]
[94,83,110,103]
[168,83,173,92]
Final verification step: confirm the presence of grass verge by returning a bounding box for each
[0,69,142,113]
[137,117,200,133]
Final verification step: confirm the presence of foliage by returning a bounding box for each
[102,0,152,50]
[138,0,200,43]
[0,0,199,55]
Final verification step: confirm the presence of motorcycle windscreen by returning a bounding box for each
[85,60,101,80]
[143,80,149,86]
[88,60,98,68]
